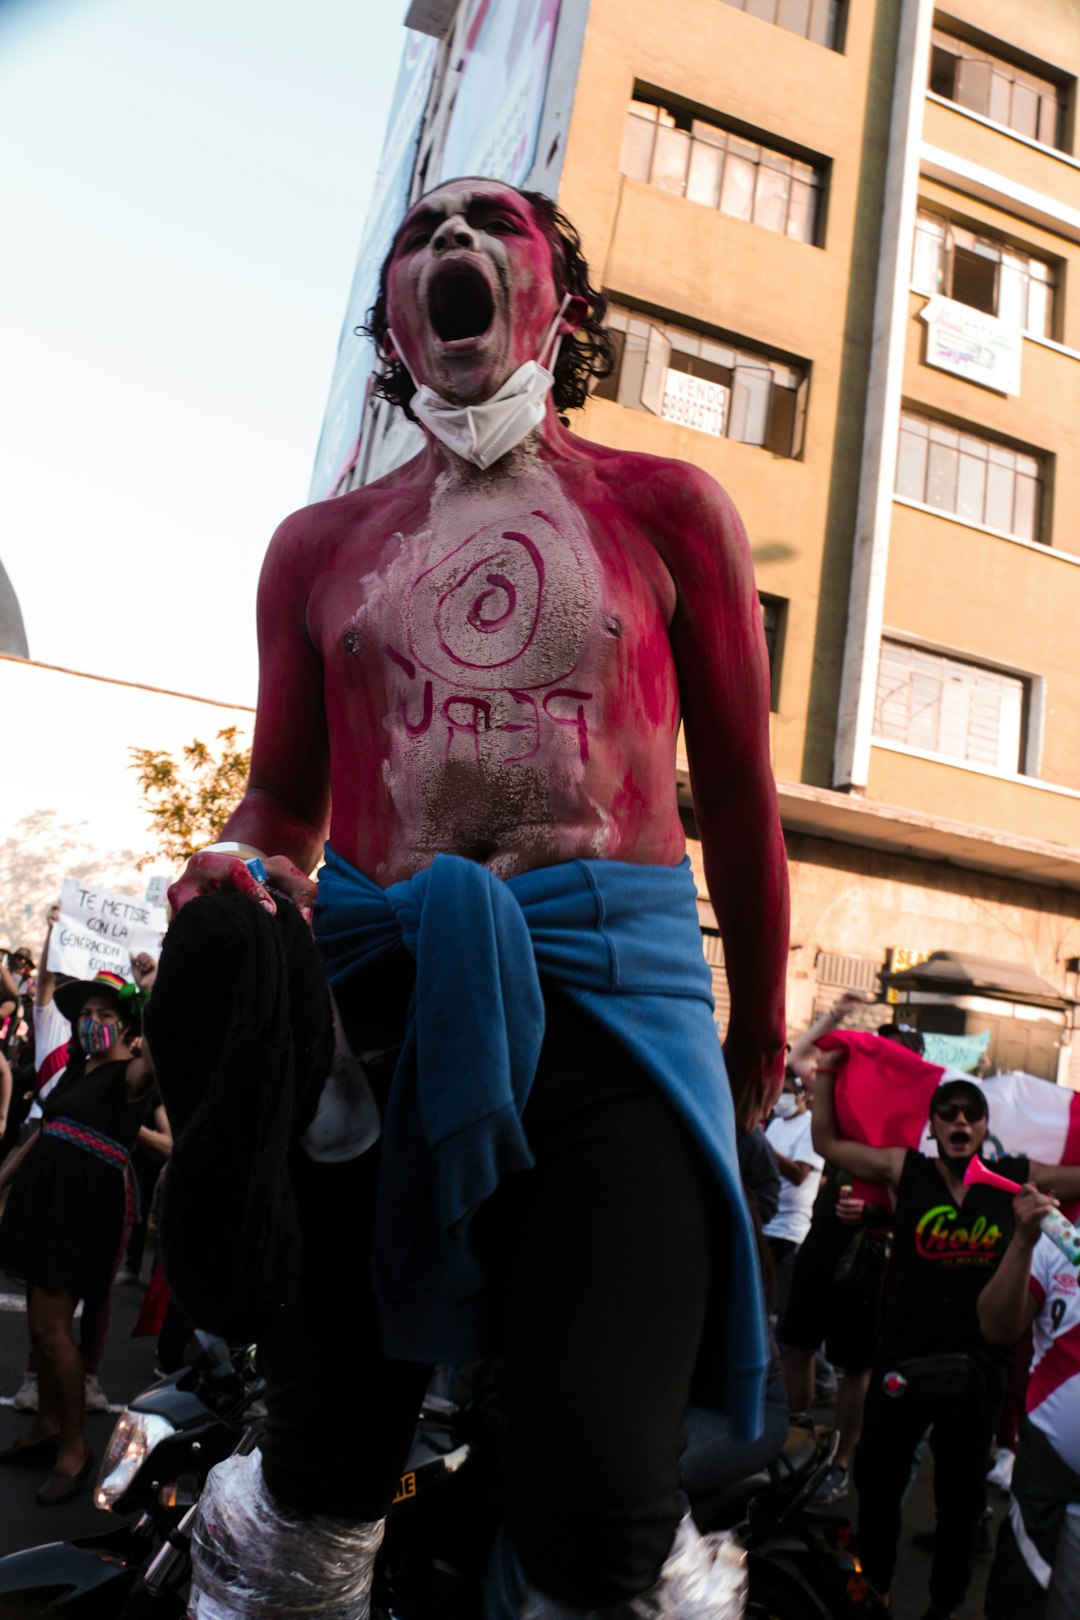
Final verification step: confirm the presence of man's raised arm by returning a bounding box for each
[662,466,789,1130]
[169,513,332,920]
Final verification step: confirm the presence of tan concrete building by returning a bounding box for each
[327,0,1080,1078]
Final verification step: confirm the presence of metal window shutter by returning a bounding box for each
[815,952,881,991]
[812,952,883,1027]
[700,929,731,1034]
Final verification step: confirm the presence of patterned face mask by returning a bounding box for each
[76,1013,116,1057]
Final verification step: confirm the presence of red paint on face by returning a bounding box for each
[385,180,561,405]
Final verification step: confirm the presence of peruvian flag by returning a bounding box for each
[982,1069,1080,1168]
[815,1031,1080,1207]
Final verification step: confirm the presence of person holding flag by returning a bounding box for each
[811,1036,1080,1620]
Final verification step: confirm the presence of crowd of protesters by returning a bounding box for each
[3,901,1078,1618]
[748,993,1080,1620]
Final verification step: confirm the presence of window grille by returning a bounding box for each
[896,413,1043,545]
[621,95,824,246]
[596,305,808,458]
[912,210,1055,338]
[929,28,1064,149]
[874,639,1029,775]
[719,0,843,51]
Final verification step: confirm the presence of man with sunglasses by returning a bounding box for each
[812,1067,1080,1620]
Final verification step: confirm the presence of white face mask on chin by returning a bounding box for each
[388,294,571,470]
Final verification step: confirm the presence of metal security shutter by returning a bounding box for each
[701,929,730,1035]
[815,953,881,992]
[812,951,883,1026]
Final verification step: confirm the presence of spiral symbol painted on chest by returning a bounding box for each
[407,511,593,690]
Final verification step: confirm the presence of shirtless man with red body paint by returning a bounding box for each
[170,180,789,1620]
[172,178,787,1123]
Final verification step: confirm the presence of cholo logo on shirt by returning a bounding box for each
[914,1204,1004,1262]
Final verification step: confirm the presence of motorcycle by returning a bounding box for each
[692,1421,870,1620]
[0,1338,869,1619]
[0,1333,263,1618]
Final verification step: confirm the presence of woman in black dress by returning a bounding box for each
[0,964,156,1503]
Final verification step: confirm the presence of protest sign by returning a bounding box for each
[47,879,167,982]
[144,875,170,908]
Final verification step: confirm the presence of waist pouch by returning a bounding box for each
[881,1353,977,1402]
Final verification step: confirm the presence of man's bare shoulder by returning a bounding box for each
[570,437,745,555]
[262,456,430,573]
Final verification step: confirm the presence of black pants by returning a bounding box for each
[854,1358,1005,1612]
[259,978,723,1609]
[765,1235,798,1326]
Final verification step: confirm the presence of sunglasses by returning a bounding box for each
[933,1101,986,1124]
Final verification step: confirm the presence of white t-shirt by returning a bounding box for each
[1027,1232,1080,1474]
[763,1109,824,1244]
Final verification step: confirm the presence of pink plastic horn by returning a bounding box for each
[964,1158,1021,1194]
[964,1156,1080,1265]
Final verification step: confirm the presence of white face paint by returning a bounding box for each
[385,180,564,408]
[359,466,610,874]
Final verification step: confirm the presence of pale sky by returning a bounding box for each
[1,0,408,706]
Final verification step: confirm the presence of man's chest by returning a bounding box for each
[318,480,674,747]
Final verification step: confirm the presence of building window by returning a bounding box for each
[874,639,1029,774]
[928,27,1064,149]
[719,0,844,50]
[595,305,808,457]
[620,94,824,245]
[896,412,1043,543]
[912,210,1056,338]
[760,594,786,709]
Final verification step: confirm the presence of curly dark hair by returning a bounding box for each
[361,184,614,422]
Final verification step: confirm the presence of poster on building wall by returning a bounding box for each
[309,31,439,501]
[920,295,1022,396]
[48,879,167,983]
[661,371,728,438]
[436,0,563,188]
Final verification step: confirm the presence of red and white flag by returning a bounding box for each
[815,1031,1080,1206]
[982,1069,1080,1167]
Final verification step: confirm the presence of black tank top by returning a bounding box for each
[879,1148,1028,1367]
[44,1058,155,1151]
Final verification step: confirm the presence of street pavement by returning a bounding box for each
[0,1278,159,1560]
[810,1393,1006,1620]
[0,1283,1006,1618]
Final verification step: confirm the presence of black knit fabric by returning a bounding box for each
[144,892,334,1340]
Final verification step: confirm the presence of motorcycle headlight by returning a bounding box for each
[94,1409,176,1509]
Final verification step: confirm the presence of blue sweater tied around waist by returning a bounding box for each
[315,845,766,1440]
